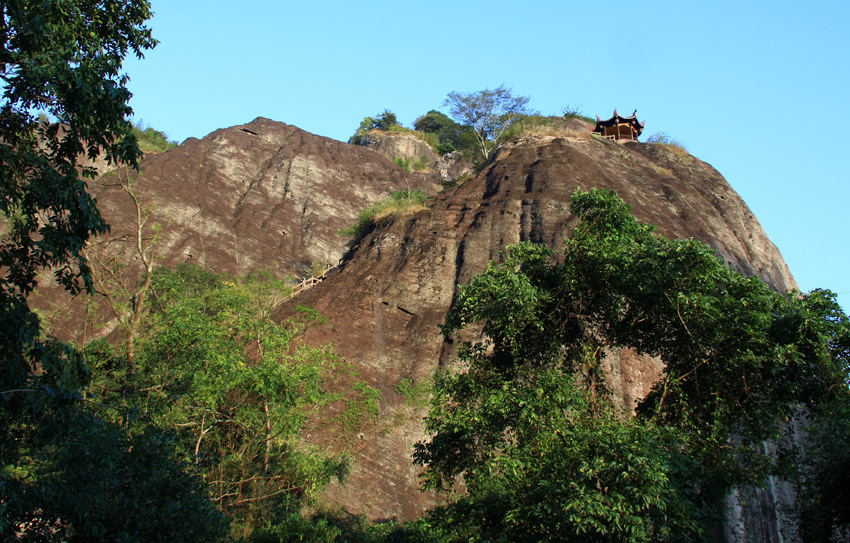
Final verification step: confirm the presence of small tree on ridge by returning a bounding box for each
[443,85,530,161]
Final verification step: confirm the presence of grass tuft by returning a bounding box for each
[644,131,688,155]
[339,189,428,249]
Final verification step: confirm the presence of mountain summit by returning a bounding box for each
[41,119,796,540]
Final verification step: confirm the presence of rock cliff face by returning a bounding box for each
[278,133,796,525]
[362,132,438,167]
[40,118,441,341]
[102,117,441,277]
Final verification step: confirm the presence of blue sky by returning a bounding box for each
[123,0,849,310]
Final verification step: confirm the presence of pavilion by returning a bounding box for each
[592,109,645,141]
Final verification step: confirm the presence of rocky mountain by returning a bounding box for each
[39,119,797,539]
[39,118,441,341]
[278,131,796,527]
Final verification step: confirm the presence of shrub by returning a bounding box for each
[348,109,400,144]
[392,156,429,172]
[411,156,430,172]
[131,121,177,155]
[561,104,595,124]
[393,156,411,171]
[498,114,591,141]
[386,124,440,151]
[372,110,398,130]
[339,189,427,249]
[645,131,688,153]
[441,172,471,190]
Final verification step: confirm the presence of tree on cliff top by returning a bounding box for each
[348,109,400,145]
[443,85,530,161]
[413,110,477,155]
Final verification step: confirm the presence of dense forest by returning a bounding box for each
[2,2,849,542]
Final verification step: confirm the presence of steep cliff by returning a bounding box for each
[101,117,441,276]
[38,118,441,341]
[280,133,796,522]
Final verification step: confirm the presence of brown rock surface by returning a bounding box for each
[280,133,796,520]
[39,118,441,341]
[362,131,439,167]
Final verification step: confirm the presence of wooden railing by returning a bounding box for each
[601,133,636,141]
[289,263,336,298]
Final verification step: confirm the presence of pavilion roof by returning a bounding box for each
[592,109,645,137]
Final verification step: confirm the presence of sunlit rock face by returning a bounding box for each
[40,118,440,341]
[360,131,439,166]
[109,117,440,278]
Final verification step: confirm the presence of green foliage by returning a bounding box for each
[392,156,429,173]
[417,373,702,541]
[349,110,400,144]
[498,114,557,141]
[416,188,850,540]
[24,409,226,542]
[440,173,471,191]
[84,264,346,536]
[781,398,850,542]
[0,0,156,397]
[562,104,595,123]
[131,121,178,155]
[413,110,477,156]
[411,156,430,171]
[499,114,593,142]
[0,342,226,541]
[384,123,441,151]
[394,378,431,409]
[335,382,381,435]
[339,189,427,249]
[348,110,443,155]
[393,156,411,172]
[372,110,399,131]
[443,86,531,161]
[308,260,332,277]
[0,2,162,537]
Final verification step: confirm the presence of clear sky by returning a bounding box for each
[123,0,849,310]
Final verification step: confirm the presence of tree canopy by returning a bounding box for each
[0,0,156,396]
[443,85,530,161]
[414,188,850,541]
[413,110,477,155]
[0,2,215,539]
[83,264,348,537]
[348,109,400,145]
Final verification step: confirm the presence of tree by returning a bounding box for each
[415,188,850,541]
[0,2,186,538]
[9,404,228,542]
[413,110,477,155]
[84,264,348,536]
[82,166,161,365]
[443,85,530,161]
[0,0,156,397]
[348,109,400,145]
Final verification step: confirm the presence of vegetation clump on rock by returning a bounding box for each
[339,189,427,250]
